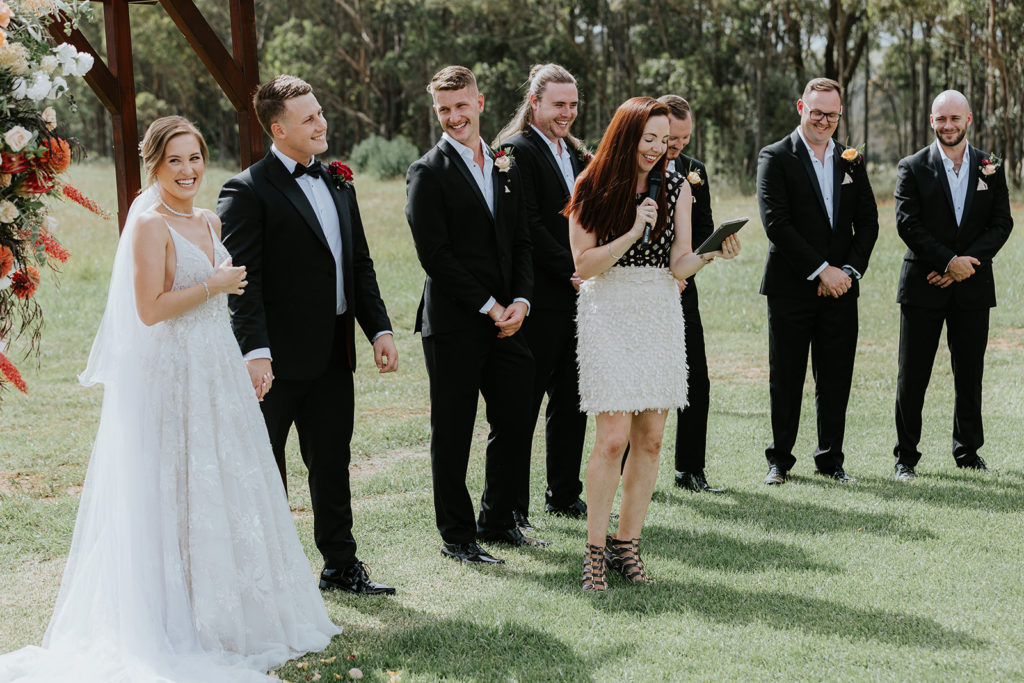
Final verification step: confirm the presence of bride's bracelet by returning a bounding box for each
[201,282,211,301]
[608,243,623,261]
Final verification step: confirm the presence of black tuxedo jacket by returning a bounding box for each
[671,154,715,310]
[756,130,878,299]
[217,151,392,379]
[406,140,532,338]
[503,129,584,312]
[894,143,1013,310]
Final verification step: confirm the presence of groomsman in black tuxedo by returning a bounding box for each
[892,90,1013,481]
[497,64,588,524]
[657,94,721,494]
[406,66,547,565]
[756,77,878,485]
[218,75,397,594]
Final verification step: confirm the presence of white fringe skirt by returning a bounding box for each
[576,265,688,414]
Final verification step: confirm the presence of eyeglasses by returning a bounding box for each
[808,110,842,123]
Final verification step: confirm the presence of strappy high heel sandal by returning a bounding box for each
[582,543,607,592]
[604,536,652,584]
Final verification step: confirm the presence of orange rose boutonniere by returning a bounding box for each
[841,143,864,166]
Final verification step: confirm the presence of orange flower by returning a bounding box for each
[0,28,6,47]
[61,183,112,217]
[10,264,39,298]
[0,350,28,393]
[39,137,71,173]
[841,147,859,162]
[0,244,13,278]
[0,2,11,29]
[35,230,69,263]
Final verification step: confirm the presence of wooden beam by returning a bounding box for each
[157,0,246,109]
[229,0,263,167]
[45,17,119,113]
[104,0,140,232]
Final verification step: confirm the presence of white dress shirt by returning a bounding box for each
[530,124,577,191]
[442,133,530,317]
[937,139,970,226]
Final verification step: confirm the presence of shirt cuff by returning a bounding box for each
[372,330,393,343]
[512,297,531,315]
[808,262,829,281]
[841,265,862,280]
[243,347,272,362]
[944,256,957,273]
[479,296,497,315]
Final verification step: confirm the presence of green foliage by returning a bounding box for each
[348,134,420,179]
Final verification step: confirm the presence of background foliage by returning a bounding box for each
[52,0,1023,186]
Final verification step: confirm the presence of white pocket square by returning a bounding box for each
[977,179,988,191]
[505,186,511,194]
[842,173,854,185]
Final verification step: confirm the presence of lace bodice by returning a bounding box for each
[166,217,231,330]
[606,171,685,269]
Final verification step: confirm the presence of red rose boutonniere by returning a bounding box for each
[491,146,514,172]
[979,155,1002,176]
[327,161,354,190]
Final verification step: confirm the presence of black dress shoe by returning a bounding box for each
[894,463,916,482]
[441,541,505,564]
[957,456,990,473]
[477,525,550,547]
[675,470,724,493]
[320,561,396,595]
[814,467,857,483]
[763,465,787,485]
[545,497,587,518]
[512,509,536,533]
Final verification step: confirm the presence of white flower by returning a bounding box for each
[53,42,77,64]
[4,125,32,152]
[41,106,56,130]
[47,75,66,99]
[26,71,51,101]
[39,54,58,73]
[43,215,58,231]
[0,199,19,223]
[494,154,511,172]
[11,76,26,99]
[72,52,93,76]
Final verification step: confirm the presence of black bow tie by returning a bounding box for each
[291,160,325,179]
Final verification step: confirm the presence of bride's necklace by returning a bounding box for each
[160,197,195,218]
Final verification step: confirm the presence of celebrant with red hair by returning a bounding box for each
[565,96,739,591]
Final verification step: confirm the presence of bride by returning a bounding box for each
[0,116,340,682]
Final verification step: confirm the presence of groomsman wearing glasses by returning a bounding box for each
[755,77,879,486]
[406,66,548,566]
[497,64,589,526]
[657,94,721,494]
[891,90,1013,481]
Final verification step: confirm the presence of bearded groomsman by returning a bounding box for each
[756,77,879,485]
[892,90,1013,481]
[406,66,547,565]
[656,94,721,493]
[496,64,589,525]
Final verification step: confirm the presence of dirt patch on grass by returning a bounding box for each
[989,328,1024,350]
[350,448,428,479]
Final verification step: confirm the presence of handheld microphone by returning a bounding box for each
[641,170,663,245]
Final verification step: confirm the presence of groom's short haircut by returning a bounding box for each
[427,66,477,96]
[657,95,691,121]
[254,75,314,136]
[801,77,842,103]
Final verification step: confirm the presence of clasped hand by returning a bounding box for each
[489,301,528,338]
[209,257,247,296]
[817,265,851,298]
[927,256,980,288]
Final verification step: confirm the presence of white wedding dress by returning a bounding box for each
[0,187,340,682]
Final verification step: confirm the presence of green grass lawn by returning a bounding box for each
[2,163,1023,681]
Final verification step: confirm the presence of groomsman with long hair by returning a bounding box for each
[495,64,589,526]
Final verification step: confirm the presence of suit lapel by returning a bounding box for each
[831,145,843,225]
[929,143,957,220]
[528,130,571,198]
[960,145,979,227]
[328,181,353,274]
[439,140,493,222]
[264,152,331,251]
[791,131,829,220]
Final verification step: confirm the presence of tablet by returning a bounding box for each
[695,217,749,254]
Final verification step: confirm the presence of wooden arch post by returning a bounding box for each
[49,0,264,231]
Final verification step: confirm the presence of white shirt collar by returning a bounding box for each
[442,132,489,162]
[795,126,835,162]
[935,138,970,170]
[530,124,566,156]
[271,144,314,173]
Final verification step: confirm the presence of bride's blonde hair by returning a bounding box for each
[139,116,209,186]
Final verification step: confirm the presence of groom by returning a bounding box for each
[218,75,398,595]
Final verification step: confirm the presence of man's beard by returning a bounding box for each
[935,127,966,148]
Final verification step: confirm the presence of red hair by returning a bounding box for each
[563,97,669,243]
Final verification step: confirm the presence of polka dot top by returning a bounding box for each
[605,171,684,269]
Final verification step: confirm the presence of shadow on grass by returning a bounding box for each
[507,557,984,651]
[670,488,937,540]
[316,600,606,681]
[640,524,841,574]
[799,472,1024,513]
